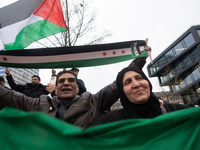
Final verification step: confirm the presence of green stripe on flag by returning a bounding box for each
[5,20,67,50]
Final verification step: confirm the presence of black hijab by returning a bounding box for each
[116,66,163,119]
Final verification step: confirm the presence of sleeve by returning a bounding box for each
[128,57,146,70]
[89,81,119,113]
[0,86,39,112]
[6,75,25,93]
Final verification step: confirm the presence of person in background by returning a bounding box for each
[0,76,11,90]
[5,68,55,98]
[49,69,57,85]
[71,68,86,95]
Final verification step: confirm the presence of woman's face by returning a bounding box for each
[122,71,150,104]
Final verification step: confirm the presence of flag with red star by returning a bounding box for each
[0,40,148,68]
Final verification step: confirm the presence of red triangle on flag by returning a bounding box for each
[33,0,67,29]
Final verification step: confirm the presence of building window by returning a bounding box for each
[185,74,193,86]
[175,62,185,74]
[174,41,186,56]
[191,47,200,62]
[183,54,193,68]
[150,62,160,75]
[192,67,200,81]
[165,48,175,63]
[197,30,200,37]
[183,33,195,48]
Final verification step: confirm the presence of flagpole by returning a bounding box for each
[63,0,71,71]
[66,0,71,47]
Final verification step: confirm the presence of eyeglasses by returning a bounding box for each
[58,77,76,84]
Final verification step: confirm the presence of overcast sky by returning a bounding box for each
[1,0,200,94]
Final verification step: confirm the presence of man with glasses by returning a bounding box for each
[5,68,55,98]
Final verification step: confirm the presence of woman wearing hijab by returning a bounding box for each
[92,63,191,126]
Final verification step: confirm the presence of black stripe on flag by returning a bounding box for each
[0,40,145,56]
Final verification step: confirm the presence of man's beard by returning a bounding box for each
[31,82,38,87]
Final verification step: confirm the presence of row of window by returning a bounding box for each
[171,64,200,93]
[160,46,200,84]
[149,32,196,75]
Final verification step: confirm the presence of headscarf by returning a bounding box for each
[116,66,163,119]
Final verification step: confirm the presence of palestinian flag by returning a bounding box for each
[0,0,68,50]
[1,107,200,149]
[0,40,148,68]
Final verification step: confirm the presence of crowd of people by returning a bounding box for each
[0,39,198,129]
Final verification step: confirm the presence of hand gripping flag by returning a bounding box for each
[0,40,148,68]
[0,0,68,50]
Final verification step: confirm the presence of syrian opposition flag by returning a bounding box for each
[0,0,68,50]
[1,107,200,149]
[0,40,148,68]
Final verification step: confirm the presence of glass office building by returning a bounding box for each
[0,66,39,86]
[147,25,200,104]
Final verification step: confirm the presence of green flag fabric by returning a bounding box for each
[0,107,200,150]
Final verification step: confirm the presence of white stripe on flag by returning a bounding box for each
[0,15,43,44]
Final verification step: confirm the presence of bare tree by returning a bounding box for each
[28,0,112,48]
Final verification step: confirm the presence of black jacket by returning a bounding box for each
[6,75,49,98]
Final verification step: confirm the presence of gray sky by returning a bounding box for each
[1,0,200,93]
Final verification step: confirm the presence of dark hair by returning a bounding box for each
[0,76,5,82]
[71,68,79,72]
[32,75,41,81]
[56,70,77,85]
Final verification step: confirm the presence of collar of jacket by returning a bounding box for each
[54,95,80,107]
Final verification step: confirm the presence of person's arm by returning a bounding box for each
[46,83,56,97]
[0,86,39,111]
[89,80,119,113]
[5,69,25,93]
[91,38,151,113]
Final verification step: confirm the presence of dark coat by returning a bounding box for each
[6,75,49,98]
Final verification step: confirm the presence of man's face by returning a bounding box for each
[73,70,79,76]
[55,73,79,102]
[31,77,40,86]
[0,81,5,86]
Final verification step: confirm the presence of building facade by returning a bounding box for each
[147,25,200,104]
[0,66,39,87]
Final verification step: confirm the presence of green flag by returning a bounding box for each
[1,107,199,150]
